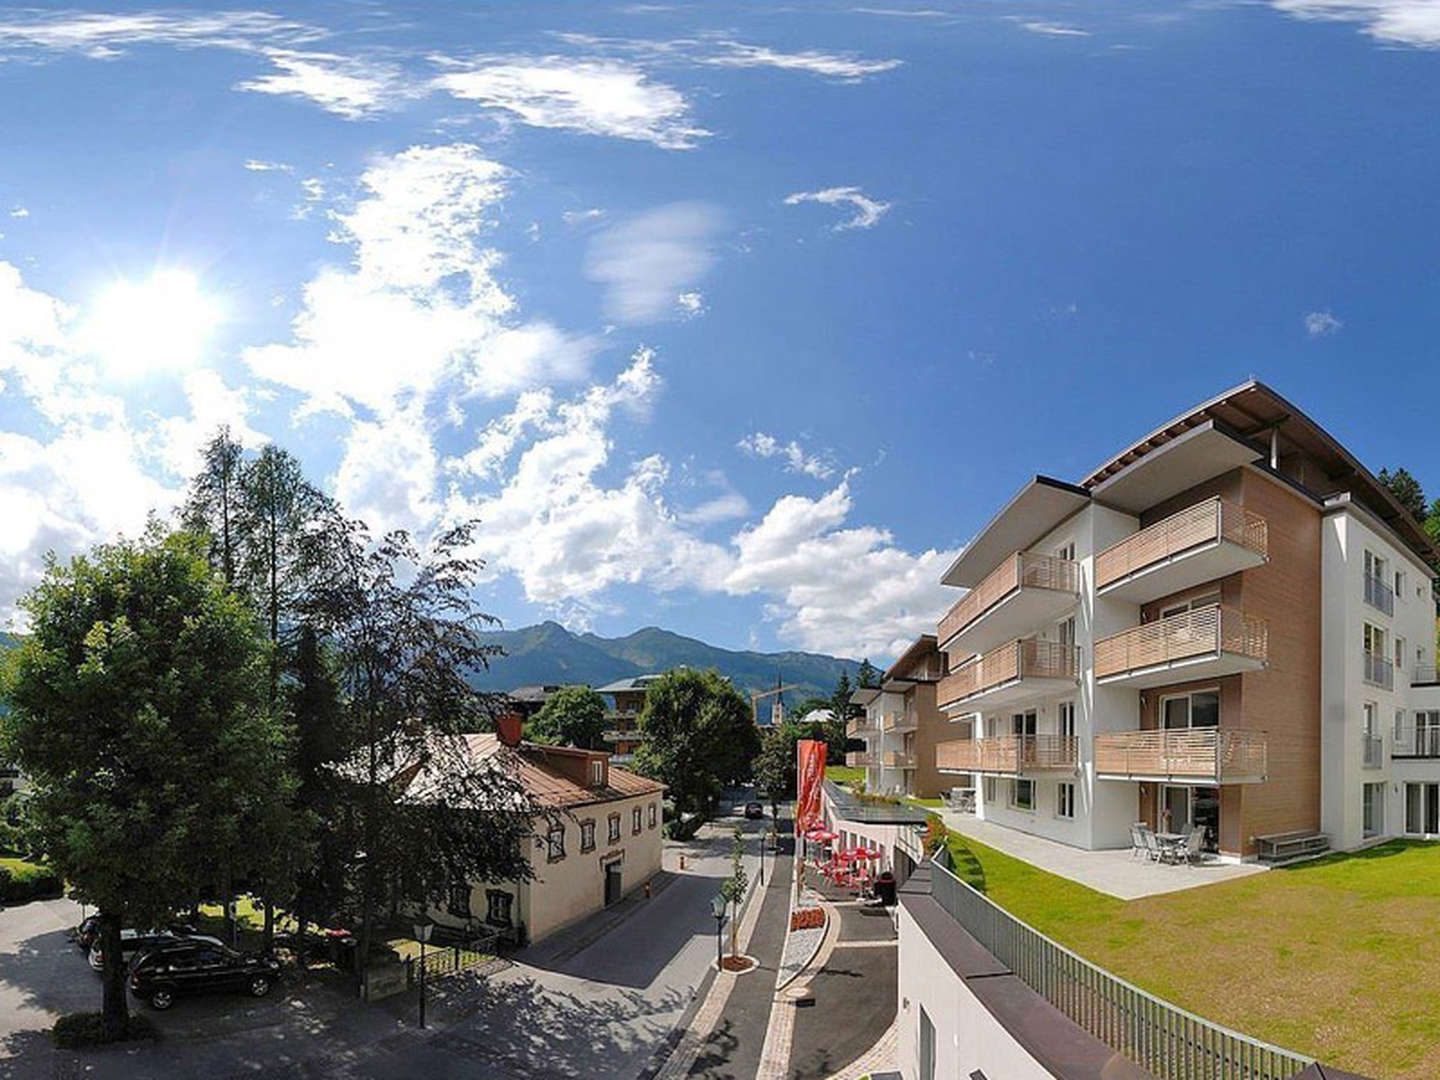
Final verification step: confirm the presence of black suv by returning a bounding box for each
[129,940,282,1011]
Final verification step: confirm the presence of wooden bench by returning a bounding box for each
[1254,830,1329,864]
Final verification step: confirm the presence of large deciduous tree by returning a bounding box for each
[526,686,608,749]
[634,669,761,817]
[0,527,290,1040]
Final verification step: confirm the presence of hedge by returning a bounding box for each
[53,1012,158,1049]
[0,858,63,903]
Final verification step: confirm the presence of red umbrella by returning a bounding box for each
[809,829,838,842]
[859,847,883,860]
[835,849,857,862]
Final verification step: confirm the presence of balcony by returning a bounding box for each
[937,551,1080,659]
[1364,572,1395,616]
[936,734,1078,775]
[1363,651,1394,690]
[882,750,917,769]
[1363,733,1384,769]
[846,751,879,768]
[602,728,643,743]
[1093,605,1267,688]
[846,715,879,738]
[938,637,1080,711]
[1393,719,1440,758]
[1095,498,1268,604]
[1094,728,1268,784]
[883,710,917,734]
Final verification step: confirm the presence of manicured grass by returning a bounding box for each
[905,795,944,809]
[825,765,864,787]
[0,856,62,902]
[943,832,1440,1079]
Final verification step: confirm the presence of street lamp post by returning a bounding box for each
[413,917,434,1029]
[710,893,726,970]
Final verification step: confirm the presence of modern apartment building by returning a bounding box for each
[848,636,951,798]
[933,381,1439,858]
[596,675,661,764]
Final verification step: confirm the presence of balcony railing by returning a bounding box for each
[1094,605,1267,682]
[882,710,916,732]
[1364,572,1395,616]
[1363,651,1394,690]
[1095,497,1267,593]
[1392,719,1440,758]
[602,728,643,743]
[936,734,1078,775]
[939,637,1080,707]
[882,750,917,769]
[1416,664,1440,685]
[1362,733,1384,769]
[1093,727,1268,783]
[845,751,879,768]
[846,715,878,738]
[937,551,1080,648]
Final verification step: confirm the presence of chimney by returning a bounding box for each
[497,711,523,747]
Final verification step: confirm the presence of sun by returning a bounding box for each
[84,269,220,378]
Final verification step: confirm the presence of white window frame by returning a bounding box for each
[1057,701,1076,740]
[1056,781,1076,820]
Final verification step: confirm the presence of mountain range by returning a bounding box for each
[469,621,859,701]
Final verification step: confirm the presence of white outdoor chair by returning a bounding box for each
[1139,827,1163,863]
[1181,826,1206,865]
[1128,823,1147,860]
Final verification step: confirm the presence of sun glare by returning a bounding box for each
[84,269,220,377]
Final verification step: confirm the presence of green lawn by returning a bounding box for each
[824,765,864,787]
[944,832,1440,1080]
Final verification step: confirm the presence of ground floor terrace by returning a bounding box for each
[937,823,1440,1080]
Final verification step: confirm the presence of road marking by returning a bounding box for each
[831,939,897,949]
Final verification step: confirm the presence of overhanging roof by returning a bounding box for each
[1083,380,1439,565]
[1089,420,1265,514]
[885,634,939,682]
[941,476,1091,588]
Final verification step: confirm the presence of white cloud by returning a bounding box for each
[9,206,28,218]
[702,41,903,79]
[243,143,591,416]
[334,405,440,539]
[784,186,891,231]
[235,49,410,119]
[722,481,957,657]
[434,58,709,149]
[586,203,722,323]
[149,369,267,481]
[676,291,706,318]
[0,11,321,58]
[1020,22,1092,37]
[563,208,606,225]
[679,492,750,526]
[737,431,835,480]
[851,8,951,17]
[1304,310,1343,336]
[1272,1,1440,48]
[244,158,292,173]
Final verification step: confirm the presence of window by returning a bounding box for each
[608,813,621,842]
[632,806,642,834]
[983,776,996,804]
[1011,709,1037,737]
[1364,623,1393,687]
[919,1006,936,1080]
[1162,689,1219,729]
[485,889,513,927]
[1011,778,1034,811]
[648,802,657,828]
[1396,569,1406,599]
[1364,551,1394,614]
[1057,616,1076,648]
[580,819,596,853]
[1056,540,1075,561]
[1057,782,1076,819]
[1396,637,1406,675]
[1362,782,1384,838]
[1058,701,1076,739]
[546,824,566,862]
[448,882,471,918]
[1160,592,1221,619]
[590,761,605,786]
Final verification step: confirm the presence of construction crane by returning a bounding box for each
[751,682,802,727]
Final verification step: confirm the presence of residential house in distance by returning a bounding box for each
[415,728,665,944]
[848,635,951,798]
[933,380,1439,859]
[596,674,663,764]
[504,684,568,722]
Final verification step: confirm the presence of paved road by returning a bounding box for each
[0,805,767,1080]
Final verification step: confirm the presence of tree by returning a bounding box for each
[856,658,880,689]
[1378,467,1429,524]
[526,686,608,749]
[0,527,290,1040]
[634,669,761,818]
[720,825,749,959]
[754,726,797,818]
[183,428,246,587]
[302,518,534,973]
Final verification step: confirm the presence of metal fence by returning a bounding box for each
[407,935,505,986]
[822,780,930,826]
[928,862,1314,1080]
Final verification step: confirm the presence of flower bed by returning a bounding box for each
[790,907,825,932]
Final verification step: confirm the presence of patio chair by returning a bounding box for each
[1139,827,1164,863]
[1181,826,1205,865]
[1128,823,1147,860]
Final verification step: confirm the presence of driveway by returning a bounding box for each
[0,804,768,1080]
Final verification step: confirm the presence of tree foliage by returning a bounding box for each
[754,726,797,815]
[856,658,880,689]
[526,685,608,749]
[1378,467,1429,524]
[0,526,290,1038]
[634,668,761,817]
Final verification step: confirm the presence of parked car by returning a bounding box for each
[744,801,765,819]
[90,927,215,972]
[129,940,282,1011]
[75,915,101,953]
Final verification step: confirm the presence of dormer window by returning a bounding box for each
[590,760,605,786]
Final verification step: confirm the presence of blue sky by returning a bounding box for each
[1,1,1437,663]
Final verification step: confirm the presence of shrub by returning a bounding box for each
[922,813,949,856]
[0,858,62,902]
[52,1012,158,1049]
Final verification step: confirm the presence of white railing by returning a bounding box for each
[1363,651,1394,690]
[1364,572,1395,616]
[928,862,1313,1080]
[1392,718,1440,758]
[1362,733,1384,769]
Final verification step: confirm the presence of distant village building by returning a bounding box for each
[504,684,568,721]
[595,674,665,764]
[410,731,665,945]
